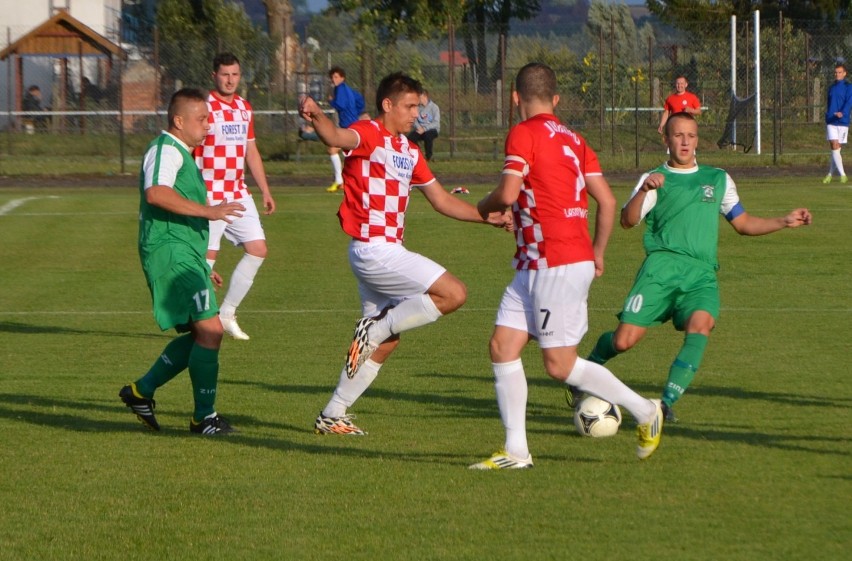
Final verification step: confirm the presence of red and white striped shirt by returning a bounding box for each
[337,119,436,243]
[196,91,255,202]
[503,113,602,270]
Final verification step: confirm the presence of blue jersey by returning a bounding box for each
[331,82,365,128]
[825,79,852,126]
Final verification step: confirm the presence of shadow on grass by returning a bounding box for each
[0,320,165,340]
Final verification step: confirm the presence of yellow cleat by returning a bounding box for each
[469,449,533,470]
[822,174,832,184]
[636,399,664,460]
[842,175,848,184]
[326,182,341,193]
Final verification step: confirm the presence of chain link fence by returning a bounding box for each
[2,14,850,171]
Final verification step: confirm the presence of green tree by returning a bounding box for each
[647,0,852,32]
[156,0,273,93]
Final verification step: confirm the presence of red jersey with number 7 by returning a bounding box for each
[502,113,602,270]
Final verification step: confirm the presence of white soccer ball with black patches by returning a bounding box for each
[573,395,622,438]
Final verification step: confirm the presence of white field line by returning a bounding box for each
[0,196,60,216]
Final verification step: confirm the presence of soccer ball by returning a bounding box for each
[573,396,622,438]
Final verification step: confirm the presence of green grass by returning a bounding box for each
[0,175,849,561]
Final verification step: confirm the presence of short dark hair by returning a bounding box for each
[375,72,422,114]
[515,62,556,103]
[664,111,697,136]
[329,66,346,79]
[167,88,206,128]
[836,62,848,72]
[213,52,240,72]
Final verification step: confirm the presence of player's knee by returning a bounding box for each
[438,280,467,314]
[612,331,640,352]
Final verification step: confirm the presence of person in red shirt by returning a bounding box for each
[299,72,512,436]
[658,75,702,134]
[470,62,664,469]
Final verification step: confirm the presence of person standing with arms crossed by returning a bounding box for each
[579,112,812,423]
[658,75,701,135]
[299,72,512,436]
[119,88,245,435]
[470,62,664,469]
[197,52,276,341]
[822,62,852,183]
[325,66,366,193]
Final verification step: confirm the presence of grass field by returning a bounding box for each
[0,175,849,561]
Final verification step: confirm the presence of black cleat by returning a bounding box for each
[661,402,678,423]
[190,412,235,435]
[119,383,160,431]
[565,385,584,409]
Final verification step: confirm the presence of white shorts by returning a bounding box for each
[826,125,848,143]
[495,262,595,349]
[348,240,446,317]
[208,196,265,251]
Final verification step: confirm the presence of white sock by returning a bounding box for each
[831,149,845,176]
[330,153,343,184]
[567,358,655,423]
[220,253,264,318]
[368,294,442,345]
[494,359,529,459]
[322,359,381,418]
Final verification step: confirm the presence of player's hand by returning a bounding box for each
[485,209,513,231]
[299,96,321,120]
[785,208,812,228]
[641,173,665,192]
[262,193,276,215]
[593,254,605,278]
[208,201,245,224]
[210,271,223,288]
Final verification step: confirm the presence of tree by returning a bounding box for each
[156,0,273,92]
[646,0,852,32]
[261,0,299,95]
[327,0,541,94]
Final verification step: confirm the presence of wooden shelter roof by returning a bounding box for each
[0,9,124,60]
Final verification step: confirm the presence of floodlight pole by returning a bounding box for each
[754,10,761,154]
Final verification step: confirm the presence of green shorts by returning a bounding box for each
[148,261,219,332]
[617,252,719,331]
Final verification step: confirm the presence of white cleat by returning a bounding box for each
[221,316,250,340]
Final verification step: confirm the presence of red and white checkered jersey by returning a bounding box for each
[337,119,436,243]
[503,113,603,270]
[195,91,256,202]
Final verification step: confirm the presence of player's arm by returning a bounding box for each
[728,208,812,236]
[586,174,616,277]
[621,172,662,228]
[658,109,670,134]
[422,180,512,228]
[146,186,244,223]
[477,170,522,218]
[245,140,276,214]
[299,96,358,150]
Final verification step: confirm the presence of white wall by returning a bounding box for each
[1,0,122,127]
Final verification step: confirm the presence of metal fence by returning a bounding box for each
[2,13,851,169]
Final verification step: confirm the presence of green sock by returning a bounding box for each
[588,331,619,365]
[189,343,220,422]
[662,333,709,407]
[135,333,194,397]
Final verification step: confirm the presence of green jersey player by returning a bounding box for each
[119,88,245,435]
[580,112,812,422]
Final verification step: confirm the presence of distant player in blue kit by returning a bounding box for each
[577,112,812,423]
[823,62,852,183]
[325,66,366,193]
